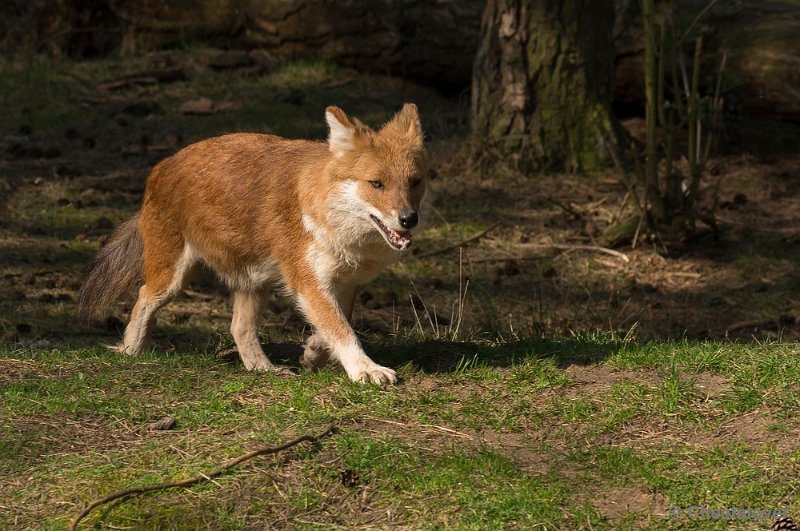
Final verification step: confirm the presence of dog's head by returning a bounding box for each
[324,104,426,251]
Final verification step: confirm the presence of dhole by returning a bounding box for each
[78,104,425,385]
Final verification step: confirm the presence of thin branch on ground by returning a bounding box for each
[518,243,630,263]
[470,256,548,264]
[415,222,501,259]
[69,426,338,531]
[365,417,475,440]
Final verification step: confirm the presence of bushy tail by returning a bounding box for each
[78,215,144,321]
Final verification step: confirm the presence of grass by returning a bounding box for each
[2,338,800,529]
[2,52,800,528]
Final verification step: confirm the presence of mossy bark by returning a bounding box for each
[471,0,622,173]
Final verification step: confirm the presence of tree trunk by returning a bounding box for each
[471,0,621,173]
[4,0,799,121]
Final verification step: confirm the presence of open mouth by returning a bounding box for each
[370,215,412,251]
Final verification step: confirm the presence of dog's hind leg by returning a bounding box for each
[119,241,196,355]
[300,334,330,371]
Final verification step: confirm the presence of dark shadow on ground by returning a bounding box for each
[185,337,623,376]
[375,338,623,372]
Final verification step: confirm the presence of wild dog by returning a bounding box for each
[78,104,425,385]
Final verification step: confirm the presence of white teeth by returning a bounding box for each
[370,215,412,250]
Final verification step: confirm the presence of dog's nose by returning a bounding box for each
[399,210,419,229]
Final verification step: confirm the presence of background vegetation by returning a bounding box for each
[1,1,799,529]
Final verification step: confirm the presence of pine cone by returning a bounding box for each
[773,517,799,531]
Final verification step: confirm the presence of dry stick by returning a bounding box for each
[366,417,474,440]
[69,426,338,531]
[415,222,501,259]
[471,256,548,264]
[519,243,630,263]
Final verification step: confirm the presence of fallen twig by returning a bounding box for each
[366,417,475,440]
[415,222,501,259]
[69,426,338,531]
[518,243,630,263]
[470,256,548,264]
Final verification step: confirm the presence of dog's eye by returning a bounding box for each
[369,181,384,189]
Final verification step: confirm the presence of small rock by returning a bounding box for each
[144,415,177,431]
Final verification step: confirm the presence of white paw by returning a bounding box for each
[351,363,397,386]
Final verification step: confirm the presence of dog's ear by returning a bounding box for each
[384,103,423,149]
[325,106,357,157]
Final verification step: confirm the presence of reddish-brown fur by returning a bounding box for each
[79,104,425,384]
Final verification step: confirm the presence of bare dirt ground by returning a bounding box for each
[1,51,799,350]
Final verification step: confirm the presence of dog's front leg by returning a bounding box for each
[296,282,395,385]
[300,283,355,371]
